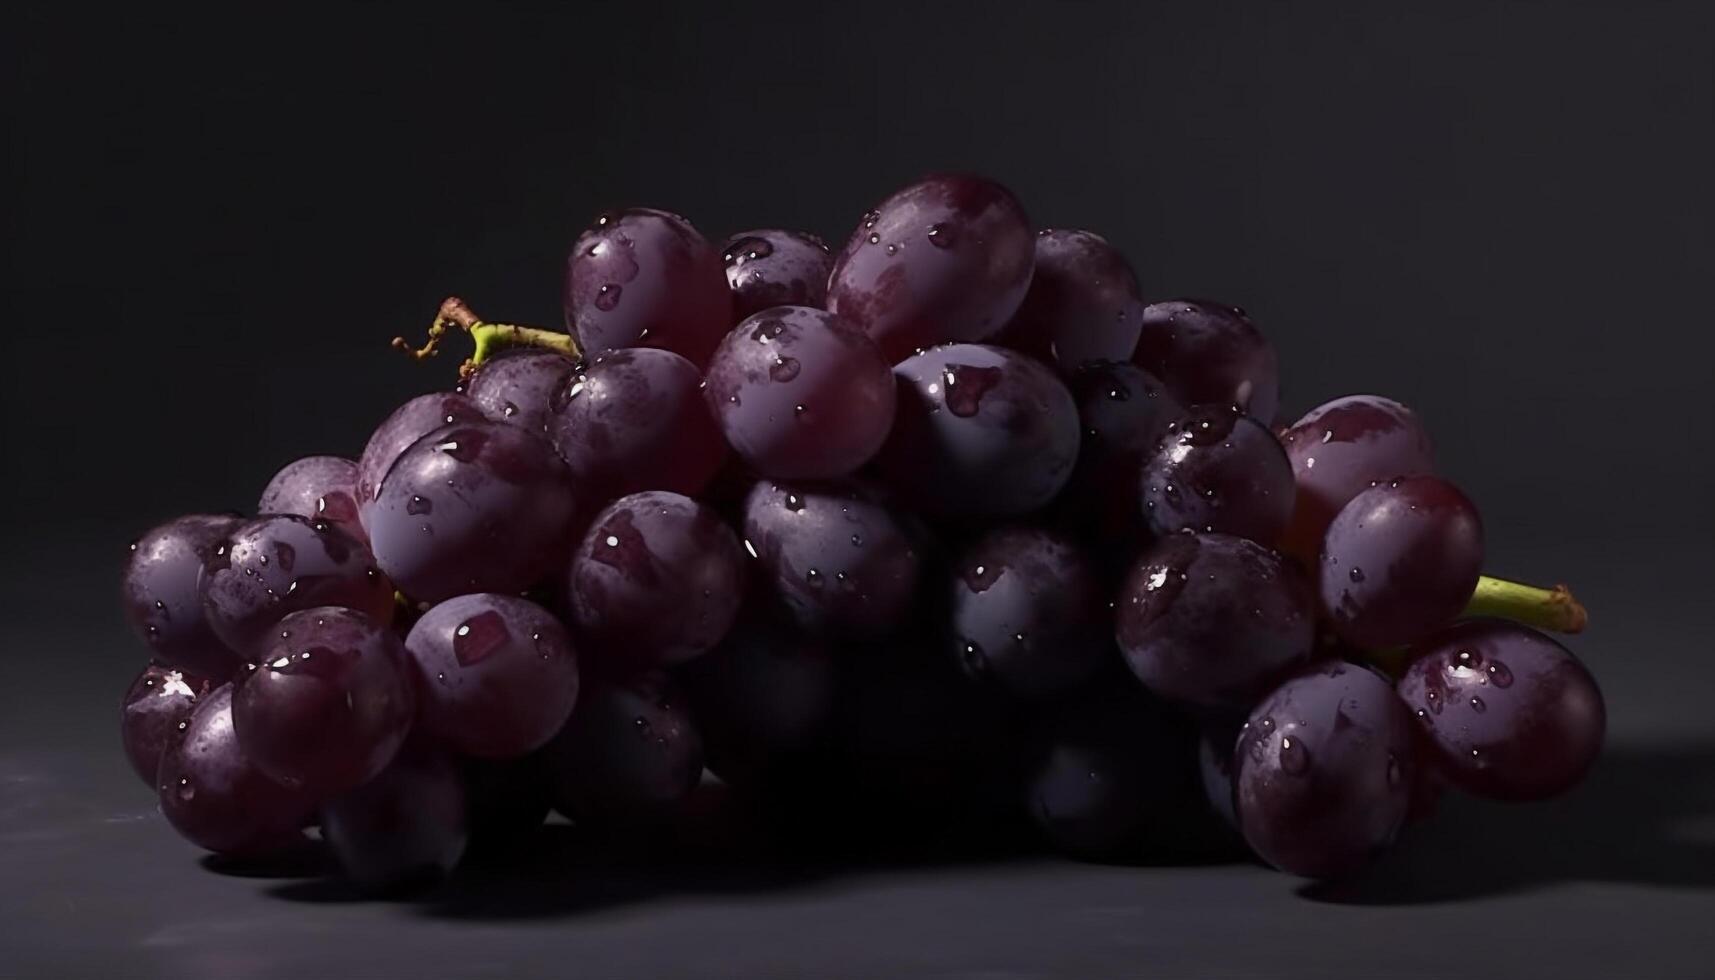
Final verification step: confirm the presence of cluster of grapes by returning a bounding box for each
[119,173,1604,891]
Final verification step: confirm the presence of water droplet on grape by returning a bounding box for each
[1349,566,1365,583]
[926,222,958,248]
[1279,735,1311,775]
[595,284,622,311]
[770,356,801,382]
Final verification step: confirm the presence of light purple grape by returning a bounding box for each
[1278,394,1436,562]
[121,662,215,787]
[157,684,315,855]
[464,350,579,435]
[720,229,833,320]
[1139,405,1296,544]
[258,455,366,545]
[996,228,1145,371]
[355,392,487,511]
[121,514,246,678]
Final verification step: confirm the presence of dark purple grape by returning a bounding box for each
[1278,395,1436,563]
[258,455,366,545]
[704,306,896,480]
[157,684,314,854]
[231,607,415,796]
[1235,661,1416,878]
[464,349,579,435]
[1318,476,1483,649]
[566,492,745,667]
[367,418,579,604]
[1139,405,1295,544]
[876,344,1080,520]
[996,228,1145,371]
[321,742,467,892]
[545,347,726,503]
[720,228,833,320]
[1133,300,1279,423]
[680,603,837,788]
[539,671,704,830]
[1116,533,1314,710]
[564,208,734,368]
[740,481,922,634]
[1023,685,1199,860]
[199,514,394,656]
[463,755,552,853]
[1398,619,1604,801]
[949,527,1109,699]
[121,514,245,677]
[826,174,1034,361]
[405,594,580,758]
[1055,361,1183,542]
[355,392,486,509]
[121,663,214,787]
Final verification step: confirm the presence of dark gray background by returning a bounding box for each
[4,2,1713,977]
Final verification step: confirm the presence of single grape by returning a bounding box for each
[1318,475,1483,649]
[231,607,415,796]
[1116,533,1314,709]
[875,344,1081,519]
[1022,684,1200,860]
[405,594,580,758]
[545,347,726,503]
[704,306,896,480]
[463,755,552,854]
[539,671,704,830]
[1139,405,1295,544]
[1133,300,1279,423]
[321,742,467,892]
[464,349,579,435]
[949,527,1109,699]
[1235,661,1416,879]
[826,174,1035,361]
[680,602,837,788]
[156,684,314,854]
[198,514,394,656]
[995,228,1145,371]
[120,663,214,787]
[367,418,579,604]
[564,207,734,367]
[1054,361,1183,544]
[121,514,246,677]
[354,392,487,509]
[740,481,923,634]
[1278,395,1436,563]
[720,229,833,320]
[1398,619,1604,801]
[258,455,366,544]
[566,492,745,667]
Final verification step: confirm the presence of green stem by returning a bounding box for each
[392,297,579,377]
[1463,575,1588,634]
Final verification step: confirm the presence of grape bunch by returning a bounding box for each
[118,173,1604,891]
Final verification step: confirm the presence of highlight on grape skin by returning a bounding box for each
[117,171,1600,894]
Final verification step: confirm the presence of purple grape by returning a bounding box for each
[996,228,1145,371]
[258,455,366,545]
[1235,661,1416,879]
[354,392,486,510]
[157,684,314,854]
[231,607,415,796]
[545,347,726,503]
[740,481,923,634]
[564,208,734,367]
[876,344,1080,520]
[367,418,579,604]
[121,514,245,677]
[120,663,214,787]
[680,603,837,788]
[464,349,579,435]
[199,514,395,656]
[1116,533,1314,710]
[321,742,467,892]
[1055,361,1183,541]
[1278,394,1436,563]
[826,174,1035,361]
[704,306,897,480]
[1133,300,1279,423]
[949,527,1109,699]
[405,594,580,758]
[566,492,745,668]
[1139,405,1295,544]
[1318,475,1483,649]
[1398,619,1604,801]
[720,229,833,320]
[539,671,704,829]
